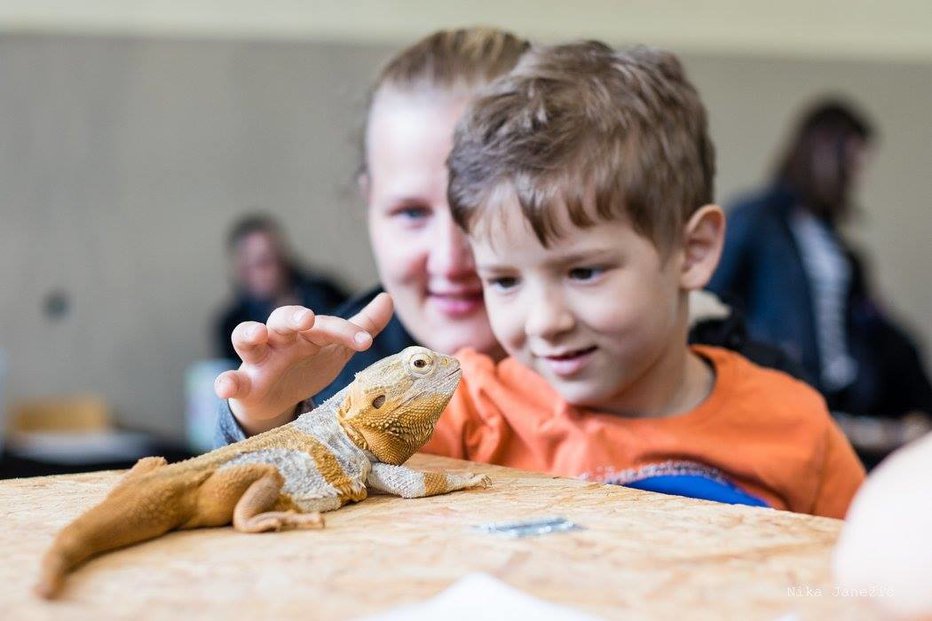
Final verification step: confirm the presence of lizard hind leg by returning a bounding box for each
[111,456,168,493]
[190,463,323,531]
[128,456,169,475]
[232,472,325,533]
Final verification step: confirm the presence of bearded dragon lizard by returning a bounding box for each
[36,346,489,599]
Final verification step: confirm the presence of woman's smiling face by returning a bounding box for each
[363,90,501,358]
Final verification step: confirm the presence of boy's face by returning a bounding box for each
[470,199,689,412]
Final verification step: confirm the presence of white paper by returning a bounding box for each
[361,572,605,621]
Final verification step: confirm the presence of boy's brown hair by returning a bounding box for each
[359,27,530,176]
[448,41,715,252]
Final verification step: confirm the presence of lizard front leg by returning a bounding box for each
[366,463,491,499]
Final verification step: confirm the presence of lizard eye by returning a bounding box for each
[372,395,386,409]
[409,353,432,374]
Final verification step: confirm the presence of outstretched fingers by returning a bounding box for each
[214,369,252,400]
[298,315,373,351]
[347,292,394,342]
[266,305,316,346]
[288,291,392,352]
[231,321,270,364]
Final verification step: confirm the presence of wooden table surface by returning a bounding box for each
[1,454,878,620]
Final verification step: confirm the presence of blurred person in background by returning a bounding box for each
[215,214,349,361]
[708,98,932,464]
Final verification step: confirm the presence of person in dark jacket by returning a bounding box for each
[708,98,932,463]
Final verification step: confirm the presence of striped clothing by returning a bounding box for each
[789,208,858,392]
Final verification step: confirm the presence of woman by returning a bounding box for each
[214,29,530,441]
[708,98,932,460]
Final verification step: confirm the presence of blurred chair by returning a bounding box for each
[0,393,195,478]
[3,394,151,468]
[8,394,112,434]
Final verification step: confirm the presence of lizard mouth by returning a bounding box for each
[390,366,462,413]
[435,367,463,394]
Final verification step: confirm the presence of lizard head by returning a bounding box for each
[337,346,462,465]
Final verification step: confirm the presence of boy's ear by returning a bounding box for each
[679,204,725,290]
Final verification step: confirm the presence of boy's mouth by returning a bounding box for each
[539,346,597,377]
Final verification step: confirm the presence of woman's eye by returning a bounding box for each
[392,206,430,221]
[569,267,603,281]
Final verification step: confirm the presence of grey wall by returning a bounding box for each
[1,34,930,440]
[0,35,381,439]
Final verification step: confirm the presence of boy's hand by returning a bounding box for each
[214,293,393,435]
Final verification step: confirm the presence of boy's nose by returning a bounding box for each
[426,213,475,279]
[524,288,575,340]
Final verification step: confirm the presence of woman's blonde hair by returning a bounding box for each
[359,27,530,176]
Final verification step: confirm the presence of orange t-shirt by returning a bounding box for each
[423,345,865,519]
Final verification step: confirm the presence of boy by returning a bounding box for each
[420,41,865,518]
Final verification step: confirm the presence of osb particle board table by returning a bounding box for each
[1,454,876,620]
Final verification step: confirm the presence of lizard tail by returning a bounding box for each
[35,477,194,599]
[35,553,69,599]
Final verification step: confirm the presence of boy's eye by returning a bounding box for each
[487,276,519,291]
[568,267,603,281]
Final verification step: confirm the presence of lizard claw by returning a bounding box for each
[468,474,492,488]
